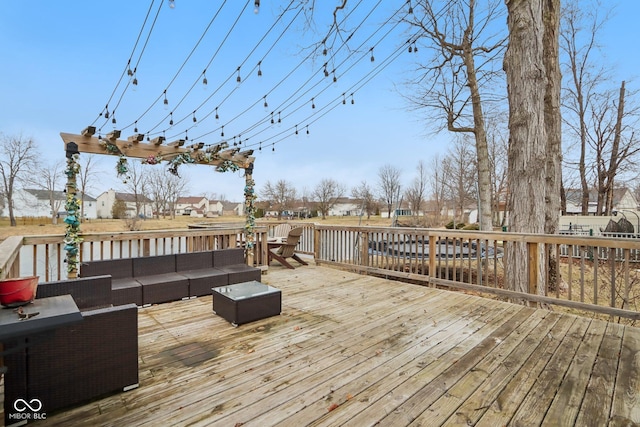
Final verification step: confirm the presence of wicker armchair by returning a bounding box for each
[3,275,138,419]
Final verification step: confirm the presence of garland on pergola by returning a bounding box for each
[61,126,256,278]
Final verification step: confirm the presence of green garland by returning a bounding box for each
[243,176,256,249]
[63,154,83,274]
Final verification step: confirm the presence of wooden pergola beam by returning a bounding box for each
[60,132,254,168]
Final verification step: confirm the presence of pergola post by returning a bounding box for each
[61,130,257,275]
[64,141,81,279]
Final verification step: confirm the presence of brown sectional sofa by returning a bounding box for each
[79,248,261,306]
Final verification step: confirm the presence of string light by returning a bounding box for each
[351,93,355,104]
[263,95,268,111]
[370,47,375,62]
[221,125,224,137]
[169,0,176,9]
[192,111,197,123]
[169,112,174,126]
[311,98,315,109]
[342,93,346,105]
[163,90,169,110]
[407,0,413,14]
[254,0,260,14]
[202,71,208,89]
[257,61,262,77]
[236,66,242,84]
[215,107,219,122]
[104,105,110,119]
[134,121,138,133]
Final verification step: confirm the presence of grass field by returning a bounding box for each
[0,215,394,243]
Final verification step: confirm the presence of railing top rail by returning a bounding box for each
[0,235,23,279]
[21,226,269,245]
[313,225,640,249]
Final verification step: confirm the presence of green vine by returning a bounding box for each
[168,152,196,176]
[243,172,256,249]
[63,154,83,274]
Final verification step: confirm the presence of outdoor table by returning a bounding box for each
[0,295,83,346]
[212,281,281,326]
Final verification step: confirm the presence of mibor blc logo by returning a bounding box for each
[8,398,47,421]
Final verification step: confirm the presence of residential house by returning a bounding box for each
[96,189,153,219]
[328,197,364,216]
[564,187,638,215]
[221,201,244,216]
[1,188,97,219]
[175,196,210,217]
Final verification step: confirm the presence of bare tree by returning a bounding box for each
[77,155,101,222]
[0,133,39,226]
[404,0,507,231]
[590,83,640,214]
[561,0,610,215]
[486,118,509,226]
[261,179,297,219]
[429,153,446,225]
[351,181,377,219]
[377,164,402,218]
[404,160,428,225]
[146,168,189,218]
[312,178,345,219]
[121,161,149,219]
[442,137,477,223]
[30,161,65,224]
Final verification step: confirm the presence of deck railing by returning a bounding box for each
[313,225,640,322]
[2,223,639,322]
[0,226,269,282]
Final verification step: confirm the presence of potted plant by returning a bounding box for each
[0,276,39,307]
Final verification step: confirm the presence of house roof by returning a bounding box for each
[114,192,153,203]
[25,189,97,201]
[565,187,635,207]
[177,196,207,204]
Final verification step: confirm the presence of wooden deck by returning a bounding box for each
[37,264,639,426]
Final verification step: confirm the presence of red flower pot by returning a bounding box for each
[0,276,39,307]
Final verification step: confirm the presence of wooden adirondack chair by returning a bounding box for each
[268,227,308,269]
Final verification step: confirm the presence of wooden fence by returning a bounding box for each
[2,223,639,322]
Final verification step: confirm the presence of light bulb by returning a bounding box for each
[169,0,176,9]
[254,0,260,14]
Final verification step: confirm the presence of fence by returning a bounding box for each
[313,225,640,322]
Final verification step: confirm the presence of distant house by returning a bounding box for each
[175,196,209,217]
[221,201,244,216]
[328,198,363,216]
[1,188,97,219]
[564,187,638,215]
[96,189,153,219]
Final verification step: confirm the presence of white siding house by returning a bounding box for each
[1,189,97,219]
[96,189,153,219]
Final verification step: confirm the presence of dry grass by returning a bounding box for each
[0,215,394,243]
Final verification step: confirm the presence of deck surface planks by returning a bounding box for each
[34,263,640,426]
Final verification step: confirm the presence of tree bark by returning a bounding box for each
[504,0,551,295]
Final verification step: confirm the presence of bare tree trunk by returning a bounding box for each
[543,0,562,292]
[504,0,549,295]
[464,48,493,231]
[605,81,626,214]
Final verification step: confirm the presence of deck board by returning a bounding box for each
[32,264,640,426]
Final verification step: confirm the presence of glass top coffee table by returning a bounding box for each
[212,281,281,326]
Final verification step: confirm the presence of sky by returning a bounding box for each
[1,1,639,203]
